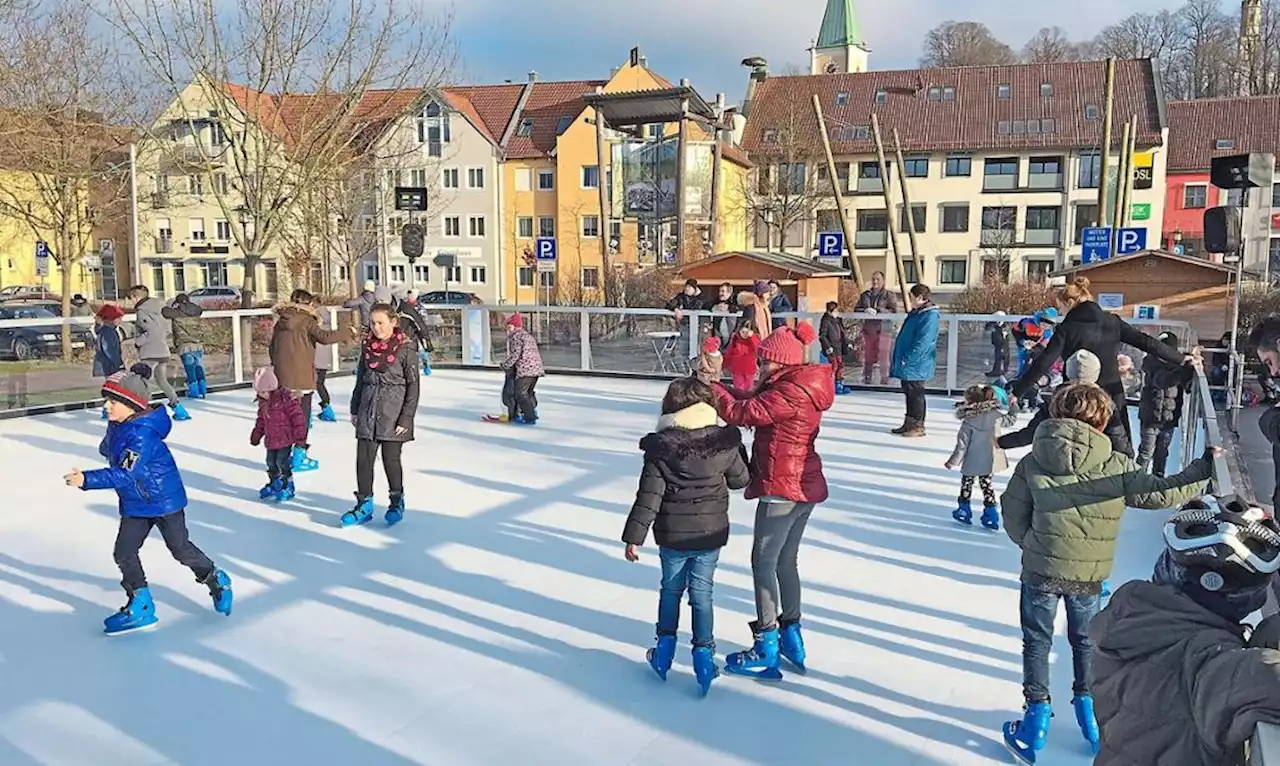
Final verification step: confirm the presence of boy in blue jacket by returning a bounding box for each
[64,364,232,635]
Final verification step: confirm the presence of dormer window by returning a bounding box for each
[1084,104,1100,120]
[927,86,941,101]
[556,116,573,135]
[871,90,884,105]
[762,129,778,143]
[941,86,955,101]
[837,91,850,106]
[997,83,1011,99]
[416,101,450,157]
[1216,138,1235,150]
[1040,83,1053,97]
[517,118,534,137]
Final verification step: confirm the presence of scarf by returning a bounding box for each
[362,328,407,373]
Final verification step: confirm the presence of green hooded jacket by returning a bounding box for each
[1001,418,1211,588]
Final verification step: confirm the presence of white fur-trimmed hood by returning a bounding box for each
[656,402,720,432]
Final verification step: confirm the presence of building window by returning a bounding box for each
[1073,203,1099,244]
[408,168,426,188]
[927,86,941,101]
[1226,188,1250,208]
[442,168,459,189]
[444,216,460,237]
[836,91,850,106]
[581,215,600,238]
[417,102,451,157]
[188,217,205,241]
[945,156,971,177]
[997,120,1010,135]
[172,266,185,294]
[983,157,1019,191]
[215,220,231,241]
[858,161,881,179]
[903,158,928,178]
[980,206,1017,245]
[938,259,967,285]
[517,217,534,238]
[581,266,600,289]
[1042,118,1056,134]
[203,260,228,287]
[610,219,622,240]
[1078,153,1102,189]
[213,173,229,195]
[1272,183,1280,207]
[388,215,405,235]
[537,169,555,190]
[556,115,573,135]
[364,263,380,282]
[438,264,458,283]
[468,265,486,284]
[762,129,778,143]
[538,216,555,237]
[1184,184,1208,209]
[1216,138,1235,150]
[941,86,955,101]
[515,168,532,192]
[993,83,1010,98]
[517,266,535,287]
[982,258,1011,283]
[1025,206,1062,245]
[516,118,533,137]
[150,263,166,297]
[871,89,884,105]
[1026,259,1054,282]
[539,271,556,289]
[414,264,429,283]
[1029,157,1061,175]
[188,175,203,196]
[468,215,486,237]
[581,165,599,188]
[941,205,969,233]
[1040,83,1053,97]
[898,204,926,233]
[390,264,406,283]
[902,259,918,283]
[1084,104,1100,120]
[467,167,485,189]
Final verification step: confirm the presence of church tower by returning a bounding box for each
[810,0,869,75]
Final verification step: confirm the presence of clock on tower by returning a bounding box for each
[825,61,838,74]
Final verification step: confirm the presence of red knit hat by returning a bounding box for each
[96,304,125,321]
[506,313,524,330]
[701,336,721,355]
[758,323,817,367]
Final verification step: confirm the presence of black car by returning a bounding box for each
[419,290,481,305]
[0,305,95,360]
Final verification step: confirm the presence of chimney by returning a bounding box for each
[610,66,620,78]
[528,70,538,83]
[715,93,726,117]
[679,78,690,88]
[740,56,769,118]
[639,56,648,69]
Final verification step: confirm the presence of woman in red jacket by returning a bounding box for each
[712,322,835,680]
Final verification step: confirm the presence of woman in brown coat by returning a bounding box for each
[268,289,356,470]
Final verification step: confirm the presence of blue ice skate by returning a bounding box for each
[318,404,338,422]
[1073,695,1100,755]
[291,445,319,472]
[385,492,405,526]
[103,587,159,636]
[980,503,1001,531]
[646,634,677,681]
[1003,701,1052,764]
[170,402,192,421]
[275,480,296,503]
[100,407,108,420]
[778,620,807,673]
[420,350,432,376]
[724,621,783,681]
[691,645,718,696]
[952,499,973,525]
[260,477,283,500]
[341,495,375,527]
[1100,579,1111,599]
[204,569,233,616]
[513,416,537,426]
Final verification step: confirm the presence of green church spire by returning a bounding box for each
[815,0,863,49]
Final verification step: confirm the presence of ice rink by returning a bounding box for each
[0,369,1172,766]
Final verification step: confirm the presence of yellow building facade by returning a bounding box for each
[0,170,96,297]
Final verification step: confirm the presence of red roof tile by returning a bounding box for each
[742,59,1164,157]
[504,79,607,159]
[1166,95,1280,173]
[445,83,525,147]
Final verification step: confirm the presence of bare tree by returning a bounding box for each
[110,0,456,307]
[1092,11,1184,60]
[979,205,1017,284]
[1177,0,1237,99]
[1022,26,1082,62]
[920,21,1018,67]
[0,0,133,355]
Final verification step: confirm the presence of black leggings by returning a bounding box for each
[315,369,331,408]
[114,512,215,592]
[959,475,996,505]
[356,439,404,498]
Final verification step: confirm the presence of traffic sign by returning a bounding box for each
[1115,227,1147,255]
[35,240,48,277]
[394,187,428,212]
[535,237,557,273]
[1081,227,1111,264]
[816,231,843,263]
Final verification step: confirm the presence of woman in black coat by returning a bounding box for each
[1011,277,1193,457]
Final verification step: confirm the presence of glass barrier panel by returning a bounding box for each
[954,318,1017,392]
[192,316,235,387]
[419,306,462,365]
[0,322,100,411]
[494,310,582,371]
[588,310,688,376]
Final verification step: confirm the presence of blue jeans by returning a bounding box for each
[657,547,720,649]
[1020,582,1100,703]
[180,350,206,386]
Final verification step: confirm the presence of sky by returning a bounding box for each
[443,0,1190,103]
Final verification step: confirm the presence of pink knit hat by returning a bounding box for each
[507,313,524,330]
[757,323,816,367]
[253,366,280,396]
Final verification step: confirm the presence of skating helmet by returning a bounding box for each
[1163,499,1280,584]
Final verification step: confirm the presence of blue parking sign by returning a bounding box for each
[1081,227,1111,264]
[816,231,843,261]
[1115,227,1147,255]
[535,237,557,272]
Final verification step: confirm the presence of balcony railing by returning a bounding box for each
[1028,172,1064,190]
[854,230,888,248]
[855,177,883,194]
[980,229,1015,246]
[150,192,169,208]
[167,144,228,166]
[982,175,1018,192]
[155,238,173,254]
[1024,229,1061,246]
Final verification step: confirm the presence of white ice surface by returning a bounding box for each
[0,370,1170,766]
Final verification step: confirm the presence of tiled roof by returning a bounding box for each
[444,83,525,146]
[742,58,1164,156]
[721,142,751,167]
[505,79,607,159]
[1166,95,1280,173]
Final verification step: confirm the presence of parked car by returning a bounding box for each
[419,290,481,305]
[0,286,58,302]
[0,304,95,360]
[187,286,243,308]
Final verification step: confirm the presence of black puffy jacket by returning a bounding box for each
[622,403,750,551]
[1013,301,1185,399]
[1138,355,1192,428]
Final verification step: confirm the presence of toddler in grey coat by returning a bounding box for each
[945,384,1008,530]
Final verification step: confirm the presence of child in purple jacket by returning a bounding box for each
[499,313,545,425]
[250,366,308,502]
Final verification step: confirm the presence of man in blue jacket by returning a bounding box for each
[889,284,940,437]
[64,364,233,635]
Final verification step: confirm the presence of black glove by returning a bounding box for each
[1251,614,1280,649]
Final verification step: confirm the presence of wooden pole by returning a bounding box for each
[593,105,613,300]
[1119,115,1137,228]
[870,113,910,307]
[1097,57,1116,226]
[709,126,723,255]
[1112,118,1131,233]
[811,94,864,289]
[890,127,925,280]
[675,98,690,265]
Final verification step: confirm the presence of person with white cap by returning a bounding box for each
[344,279,377,329]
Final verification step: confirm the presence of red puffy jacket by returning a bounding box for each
[714,363,835,502]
